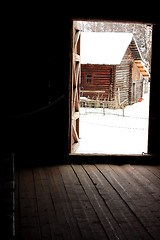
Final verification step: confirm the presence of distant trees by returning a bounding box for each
[79,21,152,72]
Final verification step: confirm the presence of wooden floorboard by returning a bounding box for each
[59,165,107,240]
[18,169,41,240]
[15,164,160,240]
[72,164,125,240]
[96,164,160,240]
[46,166,82,240]
[84,164,152,240]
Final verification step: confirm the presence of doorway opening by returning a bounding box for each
[69,20,152,155]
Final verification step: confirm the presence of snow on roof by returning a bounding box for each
[81,32,133,65]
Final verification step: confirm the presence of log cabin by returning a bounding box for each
[81,32,149,107]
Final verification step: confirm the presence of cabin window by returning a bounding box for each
[86,74,92,83]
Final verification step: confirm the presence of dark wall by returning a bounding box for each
[1,12,71,164]
[1,7,160,165]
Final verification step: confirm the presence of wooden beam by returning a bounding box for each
[76,61,80,81]
[74,53,80,62]
[72,63,76,87]
[134,60,149,78]
[74,31,80,49]
[81,90,106,93]
[72,112,79,120]
[73,87,79,111]
[72,141,80,153]
[134,63,141,66]
[75,91,79,111]
[72,124,79,142]
[74,21,81,31]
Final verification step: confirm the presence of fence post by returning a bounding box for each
[103,101,105,115]
[122,104,125,117]
[85,101,87,114]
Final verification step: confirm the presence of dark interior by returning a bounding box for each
[0,6,160,239]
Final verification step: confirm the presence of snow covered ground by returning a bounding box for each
[76,87,150,155]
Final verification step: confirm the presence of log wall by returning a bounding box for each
[115,47,133,104]
[115,47,143,104]
[81,64,116,100]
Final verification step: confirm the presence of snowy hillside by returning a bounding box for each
[76,87,150,155]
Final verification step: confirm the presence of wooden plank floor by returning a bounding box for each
[15,164,160,240]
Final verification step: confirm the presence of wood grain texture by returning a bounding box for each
[15,164,160,240]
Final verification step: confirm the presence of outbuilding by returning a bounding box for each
[80,32,149,107]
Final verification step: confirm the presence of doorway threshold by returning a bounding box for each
[68,153,156,165]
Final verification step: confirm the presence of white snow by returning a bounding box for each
[76,87,150,155]
[81,32,133,65]
[80,97,92,101]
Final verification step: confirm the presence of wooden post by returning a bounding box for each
[128,62,133,104]
[85,101,87,115]
[122,104,125,117]
[103,102,105,115]
[69,21,81,153]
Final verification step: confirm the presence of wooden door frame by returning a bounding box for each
[68,19,159,157]
[68,20,81,154]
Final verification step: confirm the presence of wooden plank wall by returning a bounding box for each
[132,62,143,102]
[115,47,133,104]
[81,65,116,100]
[115,47,144,105]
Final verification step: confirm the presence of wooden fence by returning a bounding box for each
[80,96,129,115]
